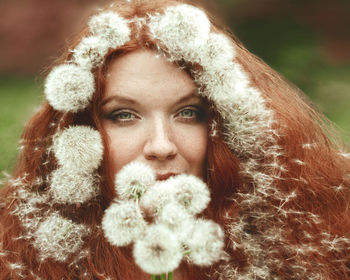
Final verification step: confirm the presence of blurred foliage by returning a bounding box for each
[0,78,42,181]
[232,18,350,140]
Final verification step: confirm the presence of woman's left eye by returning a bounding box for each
[176,107,203,122]
[179,109,197,118]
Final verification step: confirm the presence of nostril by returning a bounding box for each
[144,148,177,161]
[143,136,177,161]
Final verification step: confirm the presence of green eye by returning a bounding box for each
[180,109,197,118]
[118,112,133,119]
[106,110,137,123]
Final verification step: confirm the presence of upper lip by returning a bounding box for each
[156,172,178,181]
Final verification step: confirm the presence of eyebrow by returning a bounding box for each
[175,89,202,104]
[101,89,201,107]
[101,94,138,107]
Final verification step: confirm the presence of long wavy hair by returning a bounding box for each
[1,0,349,279]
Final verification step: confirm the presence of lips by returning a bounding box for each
[156,172,178,181]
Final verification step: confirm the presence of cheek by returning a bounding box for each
[175,125,208,175]
[105,128,143,175]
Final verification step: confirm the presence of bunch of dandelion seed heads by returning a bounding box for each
[102,161,226,275]
[48,125,104,204]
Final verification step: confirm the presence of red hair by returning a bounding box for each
[1,0,350,279]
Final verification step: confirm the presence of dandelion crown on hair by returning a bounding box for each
[13,2,289,276]
[13,4,239,266]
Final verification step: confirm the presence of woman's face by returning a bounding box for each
[100,49,208,181]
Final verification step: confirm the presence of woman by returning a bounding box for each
[1,0,350,279]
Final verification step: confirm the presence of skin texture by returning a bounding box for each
[100,49,208,182]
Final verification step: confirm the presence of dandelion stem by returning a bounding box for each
[150,271,173,279]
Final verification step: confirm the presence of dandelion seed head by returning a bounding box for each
[139,181,172,216]
[44,64,95,112]
[89,11,130,46]
[33,212,89,262]
[115,161,156,200]
[148,4,210,61]
[49,168,99,204]
[102,200,146,247]
[72,36,110,69]
[185,219,225,266]
[133,224,182,274]
[199,32,235,70]
[52,126,103,172]
[155,202,193,241]
[168,174,210,215]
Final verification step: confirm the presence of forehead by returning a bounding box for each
[104,49,199,104]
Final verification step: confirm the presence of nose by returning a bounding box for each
[143,117,177,161]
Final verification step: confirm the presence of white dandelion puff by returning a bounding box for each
[115,161,156,200]
[199,32,235,70]
[168,174,210,215]
[44,64,95,112]
[148,4,210,61]
[292,159,305,166]
[33,212,89,262]
[155,202,193,240]
[185,219,225,266]
[139,181,172,216]
[8,262,25,271]
[196,63,250,106]
[156,203,197,245]
[339,152,350,159]
[140,174,210,216]
[102,200,146,247]
[49,168,99,204]
[89,11,130,47]
[72,36,110,69]
[302,143,317,150]
[52,126,103,172]
[133,224,182,275]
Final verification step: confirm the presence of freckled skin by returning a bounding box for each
[100,49,208,181]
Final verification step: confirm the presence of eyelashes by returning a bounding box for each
[108,111,137,121]
[105,106,206,125]
[178,108,197,118]
[175,107,206,123]
[105,110,138,125]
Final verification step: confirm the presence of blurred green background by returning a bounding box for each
[0,0,349,181]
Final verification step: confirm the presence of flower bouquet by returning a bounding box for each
[102,162,226,279]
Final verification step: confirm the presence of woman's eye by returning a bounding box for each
[176,107,204,122]
[117,112,134,119]
[179,109,197,118]
[106,110,137,123]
